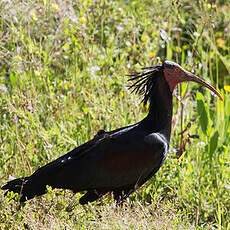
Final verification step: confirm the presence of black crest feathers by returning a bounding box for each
[128,64,163,105]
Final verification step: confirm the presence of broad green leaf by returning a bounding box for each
[209,131,219,157]
[196,92,209,134]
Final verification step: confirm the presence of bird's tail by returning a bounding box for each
[2,176,47,202]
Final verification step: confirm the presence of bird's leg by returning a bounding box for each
[79,190,106,205]
[114,172,143,205]
[113,190,123,204]
[113,188,135,205]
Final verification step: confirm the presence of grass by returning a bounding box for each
[0,0,229,229]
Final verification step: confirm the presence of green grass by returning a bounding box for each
[0,0,229,229]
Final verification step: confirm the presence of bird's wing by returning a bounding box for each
[31,123,138,179]
[27,125,136,184]
[44,128,167,192]
[2,125,168,202]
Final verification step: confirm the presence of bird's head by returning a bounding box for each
[129,60,223,104]
[162,60,223,100]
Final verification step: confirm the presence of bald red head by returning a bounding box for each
[162,60,223,100]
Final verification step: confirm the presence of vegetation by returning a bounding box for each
[0,0,229,229]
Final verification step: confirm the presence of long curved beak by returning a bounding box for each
[183,70,223,101]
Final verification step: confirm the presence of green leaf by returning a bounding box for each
[209,131,219,157]
[181,82,188,98]
[9,72,17,87]
[196,92,209,134]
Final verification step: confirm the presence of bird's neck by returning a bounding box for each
[143,79,173,141]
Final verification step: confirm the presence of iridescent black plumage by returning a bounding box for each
[2,61,221,205]
[128,65,163,105]
[1,62,172,204]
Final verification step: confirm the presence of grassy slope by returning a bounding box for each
[0,0,229,229]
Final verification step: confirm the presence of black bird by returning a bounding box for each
[2,61,222,204]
